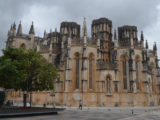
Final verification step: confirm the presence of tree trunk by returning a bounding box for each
[30,91,32,107]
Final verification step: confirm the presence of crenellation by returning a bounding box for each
[118,25,139,48]
[92,17,112,41]
[60,21,80,38]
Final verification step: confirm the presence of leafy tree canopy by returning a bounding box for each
[0,47,59,91]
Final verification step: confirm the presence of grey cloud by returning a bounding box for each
[0,0,35,52]
[0,0,160,55]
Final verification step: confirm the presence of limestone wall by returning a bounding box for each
[5,91,160,107]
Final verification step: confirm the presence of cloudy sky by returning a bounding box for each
[0,0,160,56]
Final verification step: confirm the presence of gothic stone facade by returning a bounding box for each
[6,17,160,107]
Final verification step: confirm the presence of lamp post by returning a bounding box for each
[30,78,32,108]
[23,90,27,107]
[131,80,134,115]
[82,80,83,110]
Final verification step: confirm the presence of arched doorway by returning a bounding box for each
[20,43,26,49]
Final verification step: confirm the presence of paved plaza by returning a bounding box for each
[2,107,160,120]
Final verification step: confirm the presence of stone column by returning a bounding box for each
[81,47,87,92]
[81,30,88,92]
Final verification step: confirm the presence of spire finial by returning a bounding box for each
[55,28,57,32]
[154,42,157,51]
[43,29,47,39]
[82,17,87,37]
[17,20,22,36]
[29,21,35,34]
[145,40,148,49]
[141,31,144,41]
[13,21,16,29]
[114,29,117,40]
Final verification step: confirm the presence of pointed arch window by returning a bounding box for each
[158,86,160,94]
[135,60,139,89]
[150,63,155,92]
[123,60,127,89]
[75,53,80,89]
[106,76,111,94]
[89,54,93,89]
[20,43,26,49]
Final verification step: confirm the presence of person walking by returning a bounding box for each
[79,100,82,110]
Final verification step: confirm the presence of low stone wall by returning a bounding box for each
[5,91,160,107]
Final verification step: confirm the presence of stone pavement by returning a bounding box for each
[2,107,160,120]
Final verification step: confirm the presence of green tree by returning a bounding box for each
[0,90,5,108]
[0,47,59,107]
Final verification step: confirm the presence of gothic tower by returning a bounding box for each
[91,18,113,62]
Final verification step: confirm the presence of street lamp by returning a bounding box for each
[23,90,27,107]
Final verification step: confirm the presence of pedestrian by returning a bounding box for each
[79,100,82,110]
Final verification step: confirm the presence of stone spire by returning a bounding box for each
[13,22,16,30]
[114,29,117,40]
[153,42,157,51]
[114,29,119,48]
[17,21,22,36]
[155,42,157,51]
[140,31,144,48]
[153,42,157,56]
[29,21,35,34]
[82,18,88,91]
[43,30,47,39]
[55,28,57,33]
[140,31,144,41]
[13,22,16,36]
[145,40,148,49]
[29,22,35,49]
[55,28,57,37]
[82,17,87,37]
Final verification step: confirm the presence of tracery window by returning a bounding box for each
[123,60,127,89]
[135,59,139,89]
[150,63,155,92]
[158,86,160,94]
[75,53,80,89]
[89,55,93,89]
[106,76,111,94]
